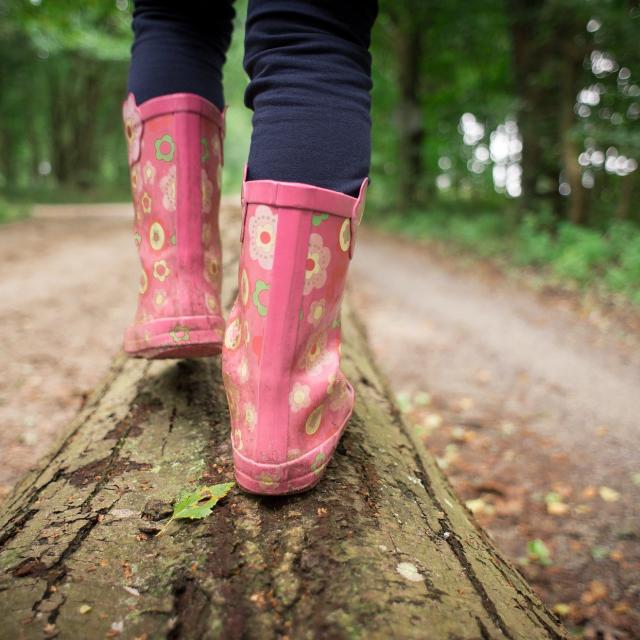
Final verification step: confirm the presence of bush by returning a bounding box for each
[370,204,640,306]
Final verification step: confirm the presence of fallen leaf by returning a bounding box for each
[78,604,92,614]
[413,391,431,406]
[580,580,608,604]
[156,482,235,537]
[552,603,571,617]
[544,491,570,515]
[527,539,552,566]
[590,545,609,560]
[598,486,620,502]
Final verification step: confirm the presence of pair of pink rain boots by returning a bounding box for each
[122,92,368,495]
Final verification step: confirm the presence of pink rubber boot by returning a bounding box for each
[122,92,225,359]
[221,169,368,495]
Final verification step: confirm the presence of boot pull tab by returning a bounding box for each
[240,164,249,244]
[349,177,369,260]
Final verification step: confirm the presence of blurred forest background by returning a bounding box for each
[1,0,639,303]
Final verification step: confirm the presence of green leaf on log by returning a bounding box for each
[156,482,234,537]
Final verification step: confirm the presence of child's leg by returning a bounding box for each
[222,1,378,495]
[243,0,378,197]
[128,0,235,109]
[121,1,234,359]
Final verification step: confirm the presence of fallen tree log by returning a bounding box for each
[0,209,566,640]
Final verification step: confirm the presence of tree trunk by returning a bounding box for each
[616,171,637,220]
[0,215,566,639]
[394,17,425,213]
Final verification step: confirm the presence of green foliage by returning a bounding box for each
[372,202,640,304]
[0,197,28,224]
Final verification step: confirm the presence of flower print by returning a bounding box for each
[311,452,327,475]
[202,223,212,245]
[122,93,142,165]
[153,290,166,308]
[339,219,351,252]
[201,169,213,213]
[155,134,175,162]
[258,473,277,488]
[211,134,220,159]
[149,221,165,251]
[139,268,148,294]
[152,259,171,282]
[249,205,278,269]
[200,137,210,164]
[298,331,328,371]
[289,382,311,412]
[204,253,219,283]
[244,402,257,431]
[223,372,239,418]
[252,279,269,317]
[130,164,142,195]
[133,231,142,247]
[237,357,249,383]
[143,160,156,185]
[308,299,326,326]
[287,448,302,461]
[329,378,350,411]
[305,404,324,435]
[242,320,251,346]
[159,166,177,212]
[141,191,152,215]
[224,317,242,350]
[304,233,330,295]
[232,428,243,452]
[205,293,218,314]
[312,213,329,226]
[169,324,190,343]
[327,372,336,395]
[240,269,249,306]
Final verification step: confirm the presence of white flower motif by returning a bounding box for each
[159,165,177,212]
[201,168,213,213]
[249,205,278,269]
[237,357,249,383]
[308,299,326,326]
[244,402,257,430]
[143,160,156,185]
[304,233,330,295]
[289,382,311,412]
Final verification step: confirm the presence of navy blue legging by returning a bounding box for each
[128,0,377,197]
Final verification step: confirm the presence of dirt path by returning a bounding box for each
[1,206,639,637]
[351,228,640,481]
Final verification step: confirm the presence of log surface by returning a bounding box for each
[0,210,566,639]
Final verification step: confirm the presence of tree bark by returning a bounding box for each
[0,215,566,639]
[616,171,637,221]
[394,18,425,213]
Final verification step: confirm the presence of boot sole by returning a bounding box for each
[124,314,224,360]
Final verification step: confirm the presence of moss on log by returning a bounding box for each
[0,210,566,640]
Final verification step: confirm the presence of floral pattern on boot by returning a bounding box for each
[122,93,226,359]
